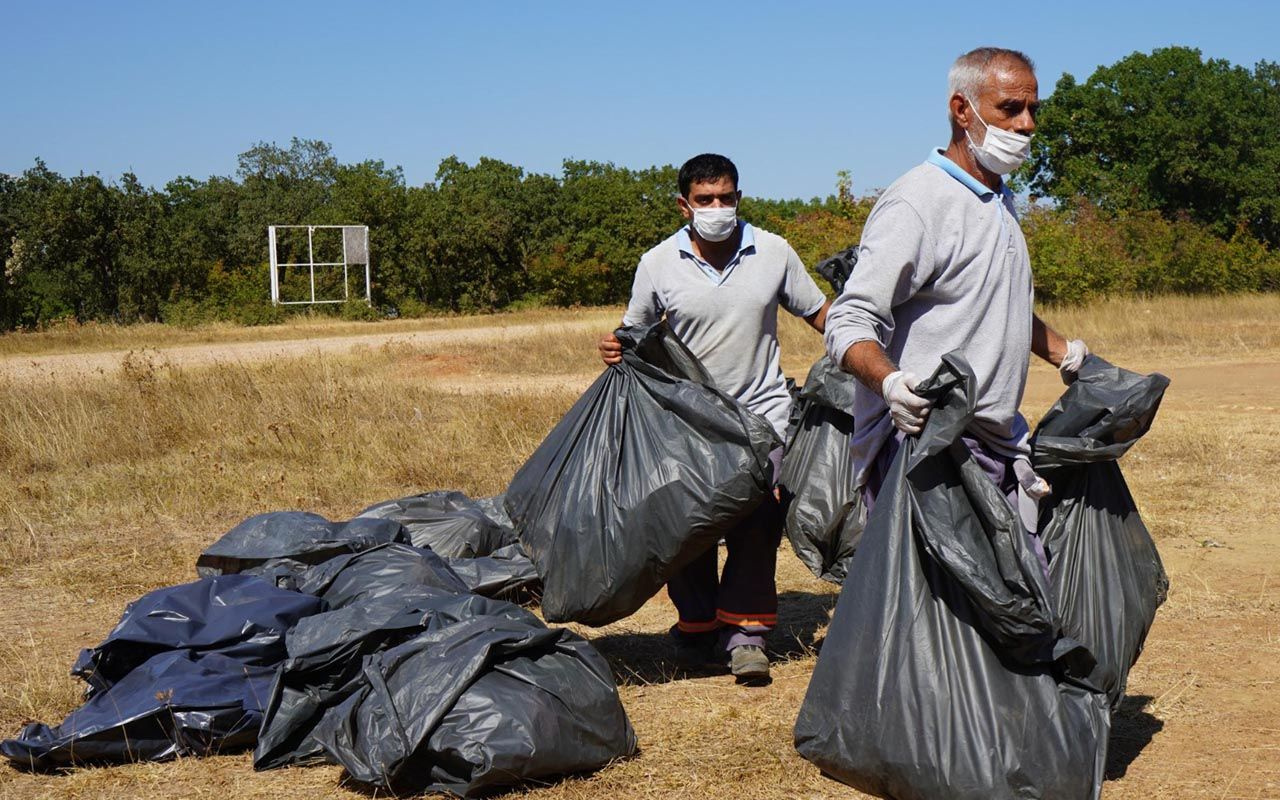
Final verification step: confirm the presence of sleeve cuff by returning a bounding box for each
[799,298,827,319]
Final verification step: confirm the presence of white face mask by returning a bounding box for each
[689,204,738,242]
[965,97,1031,176]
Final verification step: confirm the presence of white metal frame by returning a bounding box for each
[268,224,371,306]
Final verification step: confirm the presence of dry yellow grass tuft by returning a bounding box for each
[1,293,1278,799]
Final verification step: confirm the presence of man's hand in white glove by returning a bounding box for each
[1059,339,1088,382]
[882,371,930,435]
[1013,457,1052,500]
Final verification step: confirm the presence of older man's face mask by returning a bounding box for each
[965,98,1032,176]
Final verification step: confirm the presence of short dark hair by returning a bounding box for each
[678,153,738,198]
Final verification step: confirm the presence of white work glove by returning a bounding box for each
[1012,456,1051,534]
[1012,457,1052,500]
[1059,339,1088,381]
[882,370,930,435]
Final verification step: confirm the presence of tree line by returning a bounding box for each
[1,46,1276,331]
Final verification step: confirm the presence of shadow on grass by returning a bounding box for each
[1106,694,1162,780]
[589,589,838,686]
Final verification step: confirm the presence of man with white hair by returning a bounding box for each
[824,47,1089,551]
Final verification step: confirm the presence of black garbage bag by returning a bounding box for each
[357,491,517,558]
[1032,356,1170,706]
[307,594,637,796]
[294,542,471,608]
[505,320,778,625]
[71,574,321,696]
[2,651,276,770]
[794,353,1110,800]
[254,586,466,769]
[444,542,541,600]
[255,589,636,796]
[779,355,864,583]
[815,245,858,295]
[472,494,514,530]
[2,574,316,770]
[195,511,407,577]
[246,544,538,602]
[233,556,317,590]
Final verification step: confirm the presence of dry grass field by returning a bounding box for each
[1,294,1278,799]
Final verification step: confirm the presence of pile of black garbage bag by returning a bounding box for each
[794,353,1169,800]
[3,508,637,796]
[2,319,792,794]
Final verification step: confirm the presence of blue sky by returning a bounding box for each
[2,1,1271,200]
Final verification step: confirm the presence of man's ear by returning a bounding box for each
[677,195,693,221]
[951,93,972,127]
[735,189,743,206]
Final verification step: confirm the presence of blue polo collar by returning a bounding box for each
[927,149,1005,199]
[677,221,756,284]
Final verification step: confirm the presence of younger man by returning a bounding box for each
[599,153,830,681]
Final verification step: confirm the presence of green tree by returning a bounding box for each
[407,156,558,311]
[231,138,340,267]
[529,160,679,305]
[113,172,173,321]
[0,172,19,327]
[6,162,120,325]
[1028,47,1280,245]
[324,160,409,307]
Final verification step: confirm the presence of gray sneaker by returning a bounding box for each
[729,645,770,682]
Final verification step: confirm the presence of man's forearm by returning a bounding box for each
[840,340,898,395]
[1031,314,1068,366]
[805,300,832,334]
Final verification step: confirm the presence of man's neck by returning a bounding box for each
[943,139,1003,192]
[689,224,742,270]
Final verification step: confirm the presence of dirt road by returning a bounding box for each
[0,317,610,383]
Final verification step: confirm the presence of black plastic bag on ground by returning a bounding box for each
[444,542,541,600]
[779,355,864,583]
[1032,356,1170,706]
[258,590,637,797]
[195,512,407,577]
[2,651,276,770]
[71,574,321,696]
[250,542,539,602]
[505,321,779,625]
[254,586,466,769]
[294,542,470,608]
[2,574,318,770]
[794,353,1109,800]
[357,491,517,558]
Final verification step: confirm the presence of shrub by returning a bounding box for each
[339,298,381,321]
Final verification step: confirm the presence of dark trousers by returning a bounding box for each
[666,495,784,651]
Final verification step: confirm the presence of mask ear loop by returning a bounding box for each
[963,96,989,151]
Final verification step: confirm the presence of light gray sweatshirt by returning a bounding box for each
[824,150,1034,483]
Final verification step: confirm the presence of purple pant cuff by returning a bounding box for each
[721,629,767,651]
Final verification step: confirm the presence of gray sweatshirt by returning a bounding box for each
[824,150,1034,484]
